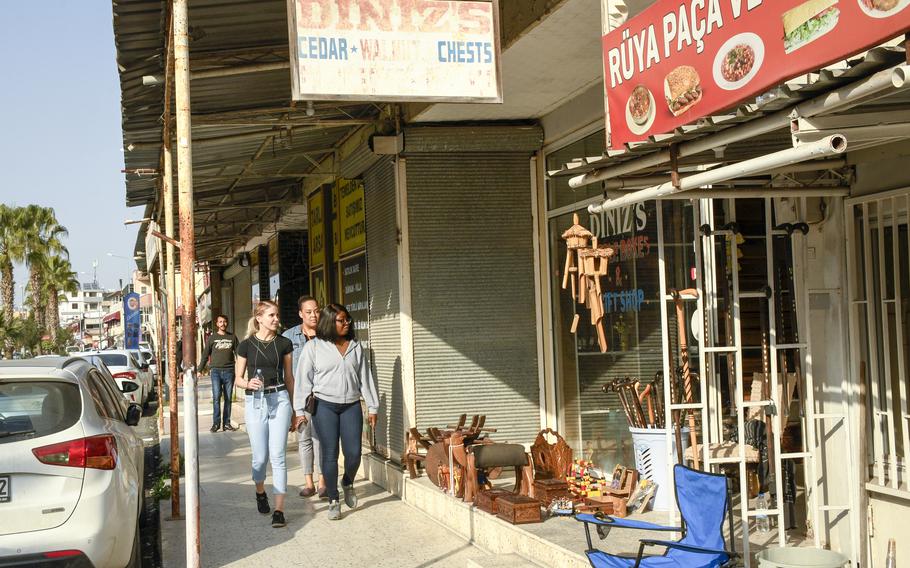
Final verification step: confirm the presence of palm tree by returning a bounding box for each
[42,255,79,344]
[0,205,26,321]
[20,205,68,333]
[0,310,22,357]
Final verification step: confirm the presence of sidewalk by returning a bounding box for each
[159,375,488,568]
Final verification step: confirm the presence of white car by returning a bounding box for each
[76,355,144,406]
[138,348,158,387]
[84,351,152,407]
[0,357,144,568]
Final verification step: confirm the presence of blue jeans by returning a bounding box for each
[210,368,235,427]
[312,399,363,502]
[245,390,292,495]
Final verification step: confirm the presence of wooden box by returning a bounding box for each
[475,489,512,515]
[496,494,542,525]
[575,496,615,516]
[533,478,571,507]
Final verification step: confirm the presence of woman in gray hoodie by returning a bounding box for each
[294,303,378,520]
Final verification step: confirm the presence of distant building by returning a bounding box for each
[59,281,118,349]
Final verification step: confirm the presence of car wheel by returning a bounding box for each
[125,516,141,568]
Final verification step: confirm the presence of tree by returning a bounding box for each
[0,310,22,357]
[20,205,68,334]
[42,255,79,344]
[0,205,26,322]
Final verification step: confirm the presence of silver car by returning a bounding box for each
[0,358,144,568]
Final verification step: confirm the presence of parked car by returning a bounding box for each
[81,351,152,407]
[76,354,144,406]
[138,348,157,387]
[0,357,144,568]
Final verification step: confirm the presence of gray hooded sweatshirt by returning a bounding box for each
[293,338,379,414]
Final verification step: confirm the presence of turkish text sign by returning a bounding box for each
[288,0,502,102]
[603,0,910,148]
[124,292,141,350]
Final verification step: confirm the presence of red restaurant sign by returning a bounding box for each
[603,0,910,148]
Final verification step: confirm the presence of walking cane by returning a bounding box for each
[671,288,700,469]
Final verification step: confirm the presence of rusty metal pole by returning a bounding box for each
[174,1,200,565]
[162,9,181,521]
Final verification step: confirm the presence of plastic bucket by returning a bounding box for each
[629,427,688,511]
[757,547,848,568]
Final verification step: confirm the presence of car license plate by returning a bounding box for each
[0,476,9,503]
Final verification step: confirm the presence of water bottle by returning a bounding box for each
[755,492,771,533]
[253,369,264,410]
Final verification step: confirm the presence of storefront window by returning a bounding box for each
[547,148,698,470]
[546,131,607,211]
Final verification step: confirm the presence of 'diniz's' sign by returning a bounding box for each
[287,0,502,102]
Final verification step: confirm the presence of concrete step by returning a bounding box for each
[467,553,541,568]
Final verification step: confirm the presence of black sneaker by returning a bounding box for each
[271,510,286,528]
[210,424,219,433]
[256,492,270,515]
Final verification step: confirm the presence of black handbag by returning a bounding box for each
[304,393,317,415]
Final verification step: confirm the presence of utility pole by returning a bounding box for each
[174,1,200,566]
[162,7,181,522]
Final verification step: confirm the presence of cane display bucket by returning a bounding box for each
[757,547,848,567]
[629,427,688,511]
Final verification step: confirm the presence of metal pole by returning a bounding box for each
[162,9,181,522]
[174,1,200,565]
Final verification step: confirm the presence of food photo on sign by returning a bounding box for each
[602,0,910,148]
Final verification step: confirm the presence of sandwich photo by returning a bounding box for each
[782,0,840,54]
[664,66,702,117]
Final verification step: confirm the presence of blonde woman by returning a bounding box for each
[234,300,295,528]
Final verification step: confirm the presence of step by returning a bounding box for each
[467,553,542,568]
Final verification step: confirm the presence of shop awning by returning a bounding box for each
[102,312,121,324]
[548,45,910,213]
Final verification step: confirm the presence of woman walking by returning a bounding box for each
[234,300,295,528]
[295,303,378,520]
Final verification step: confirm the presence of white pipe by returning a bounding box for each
[588,135,847,213]
[612,186,849,198]
[601,158,847,189]
[571,64,910,189]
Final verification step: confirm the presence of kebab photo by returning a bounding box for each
[664,65,702,117]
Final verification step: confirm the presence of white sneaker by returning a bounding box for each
[342,483,358,509]
[328,500,342,520]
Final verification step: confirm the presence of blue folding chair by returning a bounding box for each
[576,465,737,568]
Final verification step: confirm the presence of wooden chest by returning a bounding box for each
[576,496,616,516]
[475,489,512,515]
[496,494,542,525]
[533,478,571,507]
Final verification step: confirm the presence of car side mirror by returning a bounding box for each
[140,363,150,371]
[121,381,139,393]
[149,358,156,365]
[126,403,142,426]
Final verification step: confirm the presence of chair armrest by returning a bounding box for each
[575,513,681,531]
[635,539,734,565]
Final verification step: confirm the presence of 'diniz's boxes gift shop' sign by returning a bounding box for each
[603,0,910,148]
[287,0,502,102]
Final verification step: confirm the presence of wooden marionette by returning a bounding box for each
[560,213,593,302]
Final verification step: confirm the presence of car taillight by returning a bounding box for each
[32,435,117,470]
[113,371,137,381]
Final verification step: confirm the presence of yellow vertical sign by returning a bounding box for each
[338,179,366,254]
[331,183,341,263]
[308,191,325,267]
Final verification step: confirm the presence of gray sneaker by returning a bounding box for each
[342,483,358,509]
[328,500,342,520]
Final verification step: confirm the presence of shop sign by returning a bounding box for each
[603,0,910,148]
[340,253,369,346]
[308,191,325,267]
[338,179,366,254]
[311,266,327,309]
[287,0,502,102]
[123,292,141,350]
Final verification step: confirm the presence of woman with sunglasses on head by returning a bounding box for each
[235,300,295,528]
[294,303,378,521]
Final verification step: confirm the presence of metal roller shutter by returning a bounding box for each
[406,154,540,445]
[363,158,405,460]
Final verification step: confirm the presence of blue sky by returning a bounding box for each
[0,2,142,302]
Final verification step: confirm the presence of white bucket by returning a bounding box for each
[757,547,848,567]
[629,427,689,511]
